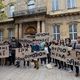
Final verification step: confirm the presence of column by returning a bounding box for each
[15,24,19,39]
[42,21,45,33]
[19,23,23,39]
[60,22,69,39]
[77,23,80,37]
[4,28,8,40]
[37,21,40,33]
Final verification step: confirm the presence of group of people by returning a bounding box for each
[0,37,22,66]
[26,37,80,77]
[50,38,80,77]
[0,36,80,77]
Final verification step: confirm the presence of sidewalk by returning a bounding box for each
[0,65,80,80]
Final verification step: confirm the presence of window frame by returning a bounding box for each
[67,0,76,9]
[53,24,60,40]
[69,24,77,40]
[9,4,15,17]
[8,30,14,40]
[52,0,59,11]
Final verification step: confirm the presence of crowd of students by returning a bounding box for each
[0,37,80,77]
[50,38,80,77]
[15,37,80,77]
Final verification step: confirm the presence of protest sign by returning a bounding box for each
[16,47,47,61]
[0,45,9,58]
[35,33,50,42]
[51,45,67,61]
[25,51,47,61]
[16,47,29,58]
[51,45,80,66]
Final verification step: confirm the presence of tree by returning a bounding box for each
[0,0,7,20]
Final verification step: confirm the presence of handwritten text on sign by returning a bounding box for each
[25,51,47,61]
[16,48,47,61]
[51,45,80,66]
[0,45,9,58]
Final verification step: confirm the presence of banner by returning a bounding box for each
[16,48,47,60]
[16,45,80,66]
[25,51,47,61]
[51,46,68,61]
[0,45,9,58]
[16,47,47,61]
[35,33,50,42]
[51,45,80,66]
[66,49,80,66]
[16,47,29,58]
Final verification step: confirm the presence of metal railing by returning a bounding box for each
[13,6,47,17]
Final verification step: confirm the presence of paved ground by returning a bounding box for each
[0,64,80,80]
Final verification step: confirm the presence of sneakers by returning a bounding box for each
[54,65,57,67]
[46,64,53,69]
[68,70,73,73]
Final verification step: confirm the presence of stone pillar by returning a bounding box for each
[77,23,80,37]
[42,21,45,33]
[4,28,8,41]
[60,22,69,39]
[37,21,40,33]
[15,24,19,39]
[19,23,23,39]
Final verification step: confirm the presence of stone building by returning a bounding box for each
[0,0,80,41]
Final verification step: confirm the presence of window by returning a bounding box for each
[0,31,3,41]
[67,0,76,9]
[9,5,15,17]
[52,0,59,11]
[8,30,14,39]
[69,24,77,40]
[53,25,60,40]
[27,0,35,13]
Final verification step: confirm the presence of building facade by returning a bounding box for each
[0,0,80,41]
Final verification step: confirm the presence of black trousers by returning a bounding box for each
[75,66,79,74]
[53,58,55,63]
[58,61,64,69]
[27,61,29,66]
[11,50,15,65]
[47,54,51,64]
[9,56,13,65]
[54,59,58,66]
[41,58,46,64]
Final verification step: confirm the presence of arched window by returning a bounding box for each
[9,4,15,17]
[8,29,14,39]
[27,0,35,13]
[52,0,59,11]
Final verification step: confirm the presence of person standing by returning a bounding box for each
[8,43,13,65]
[44,42,50,64]
[47,42,51,64]
[65,38,73,72]
[10,37,22,65]
[72,37,80,77]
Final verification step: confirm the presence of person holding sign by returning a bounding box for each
[44,42,51,64]
[72,37,80,77]
[10,37,22,65]
[65,38,73,72]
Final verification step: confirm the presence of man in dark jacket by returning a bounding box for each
[10,37,22,65]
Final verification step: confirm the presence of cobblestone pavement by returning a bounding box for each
[0,64,80,80]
